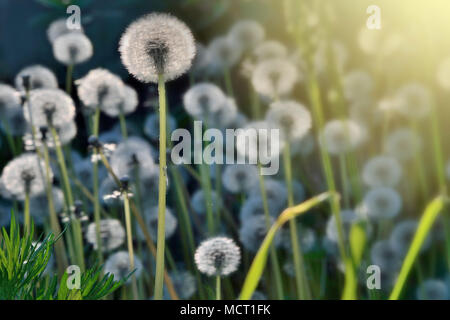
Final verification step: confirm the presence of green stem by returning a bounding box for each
[123,192,138,299]
[1,120,17,156]
[66,64,74,95]
[119,110,128,140]
[24,190,30,234]
[92,108,103,263]
[154,74,167,300]
[224,68,234,97]
[216,275,221,300]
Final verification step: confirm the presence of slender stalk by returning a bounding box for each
[223,68,234,97]
[118,110,128,140]
[92,108,103,263]
[257,163,284,299]
[154,74,167,300]
[123,191,138,299]
[24,190,30,234]
[283,144,310,299]
[1,120,17,156]
[216,275,221,300]
[66,64,74,95]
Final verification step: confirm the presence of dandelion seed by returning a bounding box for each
[53,32,93,66]
[266,100,312,142]
[76,68,125,112]
[144,113,176,141]
[361,187,402,221]
[194,236,241,276]
[183,83,227,118]
[47,18,84,43]
[389,219,431,256]
[228,20,265,51]
[370,240,402,273]
[191,189,221,215]
[343,70,373,103]
[100,177,122,206]
[362,155,402,187]
[385,128,421,162]
[0,153,48,200]
[138,206,177,241]
[239,214,281,252]
[26,89,76,128]
[320,119,365,155]
[222,164,259,194]
[86,219,126,251]
[102,85,138,118]
[15,65,58,92]
[395,83,431,119]
[104,251,143,283]
[251,58,299,99]
[168,270,197,299]
[416,279,448,300]
[119,13,196,83]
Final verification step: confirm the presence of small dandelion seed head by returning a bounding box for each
[385,128,422,162]
[416,279,448,300]
[251,58,299,99]
[104,251,143,283]
[27,89,76,128]
[362,155,402,187]
[76,68,125,111]
[239,196,278,222]
[228,20,265,51]
[0,153,49,200]
[222,164,259,194]
[110,137,156,178]
[290,133,315,157]
[86,219,126,251]
[361,187,402,221]
[326,209,358,243]
[191,189,221,215]
[144,113,176,141]
[119,13,196,83]
[343,70,374,103]
[53,32,93,66]
[103,85,138,118]
[320,119,365,155]
[281,224,316,253]
[370,240,402,274]
[395,83,431,119]
[0,84,22,115]
[204,97,238,129]
[389,219,431,256]
[47,18,84,43]
[183,83,227,118]
[239,214,281,252]
[138,206,177,241]
[194,236,241,277]
[207,36,243,74]
[15,65,58,92]
[267,100,312,142]
[168,270,197,299]
[248,178,287,211]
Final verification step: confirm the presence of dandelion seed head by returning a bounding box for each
[0,84,21,114]
[239,196,278,222]
[53,32,93,65]
[267,100,312,142]
[183,83,227,118]
[343,70,373,103]
[76,68,125,111]
[251,58,299,99]
[105,85,138,118]
[361,187,402,221]
[119,13,196,83]
[248,178,287,211]
[326,209,358,243]
[204,97,238,129]
[239,214,281,252]
[27,89,75,128]
[207,36,243,73]
[104,251,143,283]
[47,18,84,43]
[194,236,241,276]
[320,119,365,155]
[15,65,58,92]
[281,224,316,253]
[290,133,315,156]
[416,279,448,300]
[370,240,402,273]
[110,137,156,178]
[222,164,259,194]
[144,113,176,141]
[138,206,177,241]
[385,128,421,162]
[191,189,221,215]
[389,219,431,256]
[362,155,402,187]
[0,153,49,200]
[169,271,197,299]
[395,83,431,119]
[100,177,122,207]
[86,219,125,251]
[228,20,265,51]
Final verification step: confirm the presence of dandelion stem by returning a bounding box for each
[119,110,128,140]
[283,144,310,299]
[224,68,234,97]
[154,74,167,300]
[216,275,221,300]
[123,191,138,299]
[1,120,17,156]
[66,64,74,95]
[24,189,30,234]
[92,108,103,263]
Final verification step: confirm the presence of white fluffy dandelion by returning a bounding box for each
[362,155,402,187]
[239,196,278,221]
[266,100,312,142]
[343,70,373,103]
[104,251,143,283]
[252,41,288,61]
[194,236,241,276]
[86,219,126,251]
[389,219,431,256]
[370,240,402,273]
[207,36,243,73]
[385,128,421,162]
[102,85,138,118]
[53,32,93,65]
[144,113,176,141]
[47,18,84,43]
[395,83,431,119]
[119,13,196,83]
[326,209,358,243]
[228,20,265,51]
[0,84,21,115]
[222,164,259,194]
[239,214,281,252]
[320,119,365,155]
[361,187,402,220]
[416,279,448,300]
[15,65,58,92]
[183,83,227,118]
[139,206,177,240]
[191,189,221,215]
[26,89,76,128]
